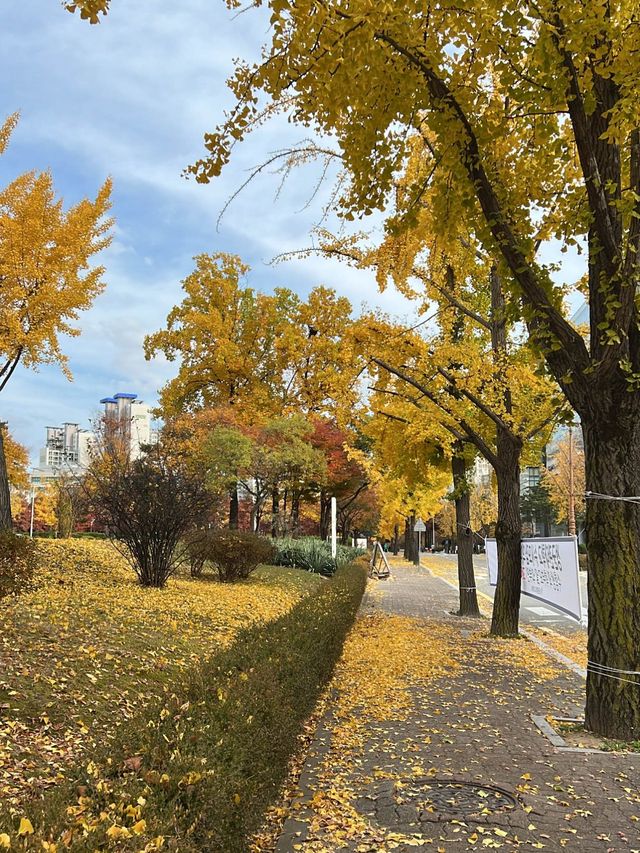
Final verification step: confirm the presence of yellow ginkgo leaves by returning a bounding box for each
[0,538,319,816]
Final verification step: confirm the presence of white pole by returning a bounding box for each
[29,490,35,538]
[331,496,337,559]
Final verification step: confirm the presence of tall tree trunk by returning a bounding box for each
[291,490,300,534]
[451,449,480,617]
[271,487,280,538]
[403,517,412,561]
[490,431,522,637]
[0,426,11,532]
[392,523,399,555]
[229,483,239,530]
[488,268,523,637]
[582,410,640,739]
[411,511,419,565]
[319,489,330,539]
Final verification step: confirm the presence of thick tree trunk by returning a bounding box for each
[490,432,522,637]
[0,427,12,532]
[451,451,480,617]
[229,483,239,530]
[582,414,640,739]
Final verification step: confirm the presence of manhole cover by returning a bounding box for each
[361,778,517,826]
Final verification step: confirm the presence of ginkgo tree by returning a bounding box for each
[145,253,354,419]
[542,431,586,533]
[363,390,478,610]
[0,114,112,530]
[193,0,640,740]
[349,242,564,635]
[146,253,356,527]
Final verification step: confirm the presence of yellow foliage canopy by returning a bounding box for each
[0,115,113,392]
[145,253,354,421]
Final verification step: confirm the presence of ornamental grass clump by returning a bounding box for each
[274,536,365,575]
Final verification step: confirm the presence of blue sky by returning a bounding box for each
[1,0,418,462]
[2,2,586,463]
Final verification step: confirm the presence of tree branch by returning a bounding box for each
[371,356,498,467]
[436,364,515,436]
[374,29,592,397]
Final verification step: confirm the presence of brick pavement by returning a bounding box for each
[275,563,640,853]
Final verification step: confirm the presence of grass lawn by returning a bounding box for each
[0,539,321,817]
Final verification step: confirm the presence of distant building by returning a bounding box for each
[100,392,158,459]
[33,391,158,486]
[471,456,492,488]
[39,423,94,470]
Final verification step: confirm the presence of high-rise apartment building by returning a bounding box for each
[99,392,158,459]
[33,392,158,486]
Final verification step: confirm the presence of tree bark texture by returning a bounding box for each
[451,452,480,617]
[0,427,12,532]
[490,431,522,637]
[582,409,640,739]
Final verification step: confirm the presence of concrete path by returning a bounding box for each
[275,562,640,852]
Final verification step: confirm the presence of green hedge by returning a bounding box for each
[19,559,367,852]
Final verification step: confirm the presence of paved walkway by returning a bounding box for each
[276,563,640,852]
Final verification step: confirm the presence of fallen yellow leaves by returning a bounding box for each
[409,555,582,673]
[0,538,319,820]
[525,626,587,669]
[282,611,461,851]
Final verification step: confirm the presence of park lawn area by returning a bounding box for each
[0,538,321,816]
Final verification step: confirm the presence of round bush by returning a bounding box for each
[206,531,276,582]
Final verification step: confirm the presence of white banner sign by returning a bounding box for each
[486,537,582,622]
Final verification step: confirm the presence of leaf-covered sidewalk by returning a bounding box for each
[273,563,640,852]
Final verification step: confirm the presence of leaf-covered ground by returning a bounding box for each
[413,554,588,668]
[0,539,320,819]
[270,566,640,852]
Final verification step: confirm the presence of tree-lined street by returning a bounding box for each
[1,1,640,849]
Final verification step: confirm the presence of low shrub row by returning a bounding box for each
[16,558,367,852]
[273,536,365,575]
